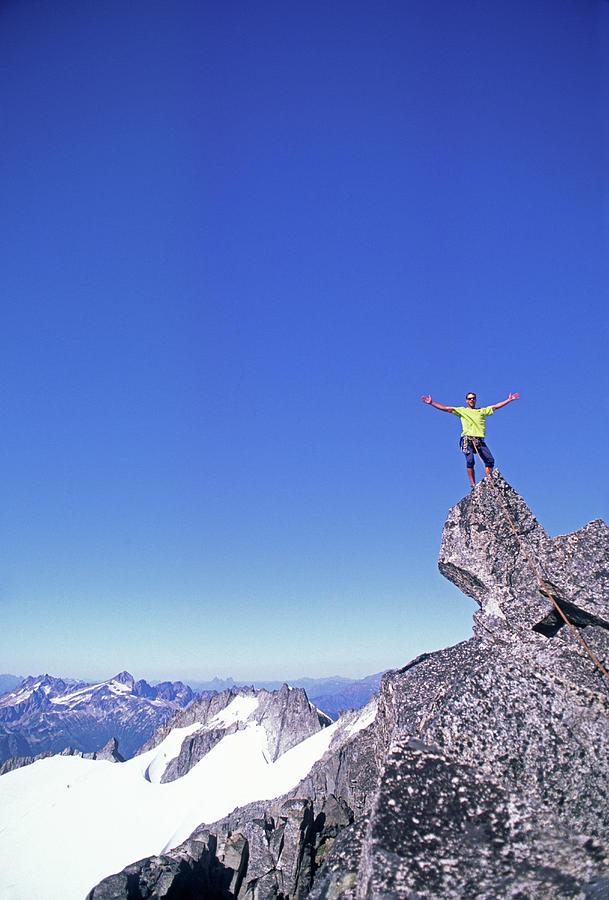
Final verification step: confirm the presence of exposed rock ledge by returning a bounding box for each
[90,473,609,899]
[0,737,124,775]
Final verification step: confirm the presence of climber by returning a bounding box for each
[421,391,520,486]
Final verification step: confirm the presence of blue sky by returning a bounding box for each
[1,0,608,683]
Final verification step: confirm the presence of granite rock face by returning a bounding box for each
[438,471,609,648]
[314,474,609,898]
[89,474,609,899]
[88,798,327,900]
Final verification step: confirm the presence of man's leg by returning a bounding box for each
[460,438,476,484]
[463,440,476,485]
[477,441,495,477]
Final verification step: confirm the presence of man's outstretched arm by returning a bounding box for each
[421,394,455,413]
[491,392,520,411]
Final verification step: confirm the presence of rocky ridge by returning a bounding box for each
[89,472,609,899]
[137,683,333,781]
[0,736,125,775]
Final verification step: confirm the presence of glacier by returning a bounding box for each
[0,692,371,900]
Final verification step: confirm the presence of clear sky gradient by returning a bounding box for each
[1,0,608,682]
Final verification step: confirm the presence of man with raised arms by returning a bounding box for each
[421,391,520,486]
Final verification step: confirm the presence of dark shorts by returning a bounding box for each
[460,436,495,469]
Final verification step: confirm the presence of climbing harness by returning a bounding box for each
[459,434,484,454]
[472,447,609,685]
[460,435,478,454]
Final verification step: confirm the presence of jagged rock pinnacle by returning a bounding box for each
[438,471,609,656]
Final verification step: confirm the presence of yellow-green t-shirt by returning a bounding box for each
[451,406,493,437]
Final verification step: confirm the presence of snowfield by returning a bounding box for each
[0,695,375,900]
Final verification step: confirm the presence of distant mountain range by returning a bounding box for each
[309,671,385,720]
[187,674,358,695]
[0,669,384,765]
[0,671,195,762]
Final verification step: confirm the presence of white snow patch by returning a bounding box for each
[0,686,40,707]
[345,699,377,736]
[9,689,33,703]
[50,684,94,705]
[207,693,259,727]
[108,681,132,694]
[0,715,340,900]
[144,722,205,784]
[50,679,133,706]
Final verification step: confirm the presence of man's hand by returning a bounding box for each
[491,392,520,411]
[422,395,454,412]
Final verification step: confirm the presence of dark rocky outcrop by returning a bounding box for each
[87,795,355,900]
[0,736,124,775]
[89,474,609,898]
